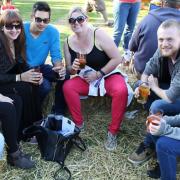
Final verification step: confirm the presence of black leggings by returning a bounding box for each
[0,82,42,140]
[0,94,22,153]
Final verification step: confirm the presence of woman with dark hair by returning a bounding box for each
[0,10,43,167]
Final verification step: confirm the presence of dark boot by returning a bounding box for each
[7,149,35,169]
[147,162,161,179]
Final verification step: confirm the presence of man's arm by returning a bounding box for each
[49,26,63,64]
[148,74,172,102]
[141,73,149,83]
[129,25,141,52]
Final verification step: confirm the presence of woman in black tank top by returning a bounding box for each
[63,7,128,151]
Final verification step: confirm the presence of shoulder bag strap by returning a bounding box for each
[54,162,72,180]
[73,136,86,151]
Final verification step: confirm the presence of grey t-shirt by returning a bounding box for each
[143,49,180,102]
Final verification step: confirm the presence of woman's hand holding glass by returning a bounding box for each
[71,58,81,72]
[21,69,43,85]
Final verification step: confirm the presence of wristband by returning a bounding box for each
[99,69,105,76]
[20,74,22,81]
[96,71,99,79]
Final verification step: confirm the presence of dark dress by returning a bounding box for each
[0,40,42,140]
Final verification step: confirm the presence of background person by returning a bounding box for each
[63,7,128,151]
[129,0,180,78]
[84,0,114,27]
[24,1,67,116]
[1,0,16,13]
[113,0,141,62]
[0,9,42,140]
[0,93,35,169]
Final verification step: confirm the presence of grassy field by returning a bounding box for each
[0,1,170,180]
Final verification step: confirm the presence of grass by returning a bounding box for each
[0,0,174,180]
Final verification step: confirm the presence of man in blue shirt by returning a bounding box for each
[24,1,67,115]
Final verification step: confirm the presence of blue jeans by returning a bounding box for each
[113,0,140,48]
[39,64,68,115]
[150,135,180,180]
[141,82,180,148]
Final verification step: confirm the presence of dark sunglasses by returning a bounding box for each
[68,16,86,25]
[35,17,50,24]
[4,24,21,30]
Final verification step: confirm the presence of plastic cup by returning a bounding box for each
[54,62,65,80]
[137,82,150,104]
[77,53,86,69]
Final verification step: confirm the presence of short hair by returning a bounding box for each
[68,7,87,19]
[163,0,180,8]
[32,1,51,18]
[158,19,180,33]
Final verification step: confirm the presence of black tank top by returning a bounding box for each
[67,29,110,71]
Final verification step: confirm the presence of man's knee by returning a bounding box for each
[40,79,52,95]
[150,100,165,114]
[156,137,169,153]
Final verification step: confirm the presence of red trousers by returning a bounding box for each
[63,74,128,134]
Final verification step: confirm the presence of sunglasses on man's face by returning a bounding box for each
[68,16,86,25]
[35,17,50,24]
[4,24,21,30]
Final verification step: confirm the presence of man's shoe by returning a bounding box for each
[128,142,154,165]
[104,131,117,151]
[7,149,35,169]
[147,162,161,179]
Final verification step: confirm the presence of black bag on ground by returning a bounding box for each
[23,114,86,180]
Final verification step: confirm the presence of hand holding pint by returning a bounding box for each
[77,53,86,69]
[146,111,163,132]
[53,61,66,80]
[137,82,150,104]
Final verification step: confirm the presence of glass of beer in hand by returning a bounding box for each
[54,62,65,80]
[31,66,41,85]
[77,53,86,69]
[137,82,150,104]
[146,110,163,132]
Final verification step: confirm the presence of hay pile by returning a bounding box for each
[1,70,180,179]
[0,99,157,180]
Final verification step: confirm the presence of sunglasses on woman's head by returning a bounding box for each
[35,17,50,24]
[4,24,21,30]
[68,16,86,25]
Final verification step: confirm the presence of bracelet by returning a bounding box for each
[96,71,99,79]
[16,74,20,82]
[99,69,105,76]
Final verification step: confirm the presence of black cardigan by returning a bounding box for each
[0,40,27,84]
